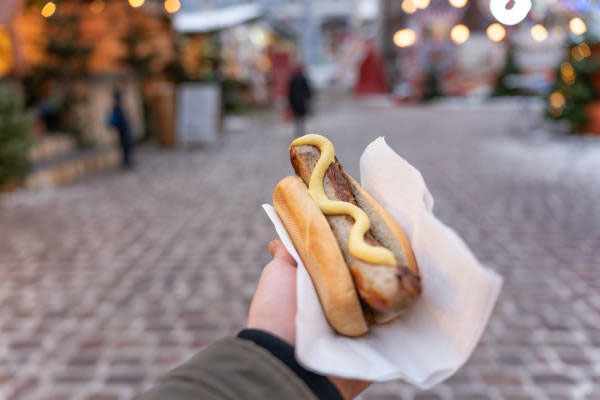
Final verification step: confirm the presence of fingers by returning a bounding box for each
[328,377,371,400]
[268,239,297,267]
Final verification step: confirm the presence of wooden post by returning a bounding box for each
[6,0,26,77]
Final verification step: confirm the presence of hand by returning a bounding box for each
[247,239,370,400]
[247,239,297,344]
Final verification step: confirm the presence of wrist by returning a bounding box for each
[238,329,344,400]
[246,320,295,345]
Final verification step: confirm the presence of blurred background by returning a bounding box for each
[0,0,599,399]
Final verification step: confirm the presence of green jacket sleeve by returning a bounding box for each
[137,333,334,400]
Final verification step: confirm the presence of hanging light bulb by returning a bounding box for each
[450,24,470,44]
[449,0,468,8]
[486,23,506,42]
[412,0,431,10]
[164,0,181,13]
[41,1,56,18]
[393,29,417,48]
[530,24,548,42]
[569,17,587,35]
[128,0,145,8]
[401,0,417,14]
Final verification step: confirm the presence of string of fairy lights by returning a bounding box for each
[40,0,181,18]
[393,0,590,48]
[38,0,591,49]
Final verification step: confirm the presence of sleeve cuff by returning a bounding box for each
[238,329,343,400]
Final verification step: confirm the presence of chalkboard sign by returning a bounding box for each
[176,83,221,145]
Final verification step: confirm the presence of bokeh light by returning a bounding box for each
[393,28,417,48]
[571,42,591,61]
[89,0,105,14]
[530,24,548,42]
[560,62,576,85]
[401,0,417,14]
[569,17,587,35]
[486,23,506,42]
[164,0,181,14]
[41,2,56,18]
[450,24,470,45]
[412,0,431,10]
[128,0,145,8]
[449,0,468,8]
[549,92,565,109]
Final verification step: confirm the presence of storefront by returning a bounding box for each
[174,3,297,108]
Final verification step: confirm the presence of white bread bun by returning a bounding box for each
[273,175,369,336]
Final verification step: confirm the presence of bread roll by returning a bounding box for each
[273,176,369,336]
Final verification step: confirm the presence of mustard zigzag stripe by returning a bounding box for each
[290,134,396,266]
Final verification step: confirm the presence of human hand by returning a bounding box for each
[247,239,297,344]
[247,239,370,400]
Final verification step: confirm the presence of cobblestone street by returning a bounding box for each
[1,98,599,400]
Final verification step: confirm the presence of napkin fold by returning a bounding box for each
[263,137,502,389]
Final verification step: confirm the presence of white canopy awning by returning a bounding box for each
[173,3,264,33]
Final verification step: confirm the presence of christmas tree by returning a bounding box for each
[0,84,32,188]
[546,38,600,132]
[493,43,521,97]
[422,62,443,102]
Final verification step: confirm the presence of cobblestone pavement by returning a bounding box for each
[1,98,599,400]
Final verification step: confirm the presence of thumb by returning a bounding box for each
[268,239,297,267]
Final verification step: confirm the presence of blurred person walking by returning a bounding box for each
[108,90,135,169]
[288,66,312,138]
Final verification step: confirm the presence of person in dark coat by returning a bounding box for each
[108,90,135,168]
[288,66,312,137]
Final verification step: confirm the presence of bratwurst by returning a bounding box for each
[290,144,421,323]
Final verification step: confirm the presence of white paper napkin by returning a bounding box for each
[262,137,502,389]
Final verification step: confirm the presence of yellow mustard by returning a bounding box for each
[290,134,396,266]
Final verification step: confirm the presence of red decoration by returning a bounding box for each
[354,43,387,95]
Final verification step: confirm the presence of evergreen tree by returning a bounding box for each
[493,43,521,96]
[546,38,600,132]
[0,84,32,187]
[422,62,443,102]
